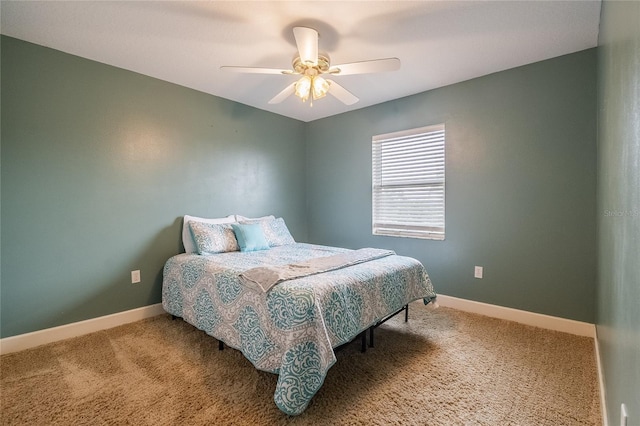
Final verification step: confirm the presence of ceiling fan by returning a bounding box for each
[221,27,400,106]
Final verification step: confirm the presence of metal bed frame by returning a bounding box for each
[173,303,410,354]
[339,303,410,353]
[366,303,409,351]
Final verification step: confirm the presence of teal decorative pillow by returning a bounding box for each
[189,221,239,254]
[232,223,270,252]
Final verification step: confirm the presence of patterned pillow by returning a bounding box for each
[188,221,239,254]
[182,214,235,254]
[242,217,295,247]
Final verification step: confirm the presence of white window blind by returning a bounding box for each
[372,124,445,240]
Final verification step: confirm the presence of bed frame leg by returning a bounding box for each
[360,331,367,353]
[366,304,410,350]
[219,341,224,351]
[369,326,374,348]
[171,315,177,321]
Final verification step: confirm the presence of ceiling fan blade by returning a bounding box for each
[220,66,292,75]
[268,82,297,104]
[329,58,401,76]
[327,80,359,105]
[293,27,318,66]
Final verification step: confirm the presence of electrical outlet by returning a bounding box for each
[131,270,141,284]
[474,266,483,279]
[621,403,628,426]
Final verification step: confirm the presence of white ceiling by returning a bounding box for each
[1,1,601,122]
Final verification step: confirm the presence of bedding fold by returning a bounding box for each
[240,248,395,292]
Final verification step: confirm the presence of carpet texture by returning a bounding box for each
[1,302,601,425]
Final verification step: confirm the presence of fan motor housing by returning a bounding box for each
[293,54,331,74]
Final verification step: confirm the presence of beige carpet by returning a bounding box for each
[1,302,601,425]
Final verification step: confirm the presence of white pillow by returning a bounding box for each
[182,214,235,254]
[234,214,275,222]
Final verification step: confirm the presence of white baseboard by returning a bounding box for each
[435,294,596,338]
[0,303,165,355]
[594,327,608,426]
[1,297,595,348]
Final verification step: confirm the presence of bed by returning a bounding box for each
[162,215,436,415]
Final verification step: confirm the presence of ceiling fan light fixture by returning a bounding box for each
[295,74,330,104]
[312,76,329,100]
[295,75,312,101]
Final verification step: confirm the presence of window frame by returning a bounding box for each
[372,123,446,241]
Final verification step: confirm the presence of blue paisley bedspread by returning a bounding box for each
[162,243,436,415]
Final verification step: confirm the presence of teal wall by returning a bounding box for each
[1,35,600,339]
[0,36,307,338]
[596,0,640,423]
[305,49,598,323]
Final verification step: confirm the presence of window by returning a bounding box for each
[372,124,445,240]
